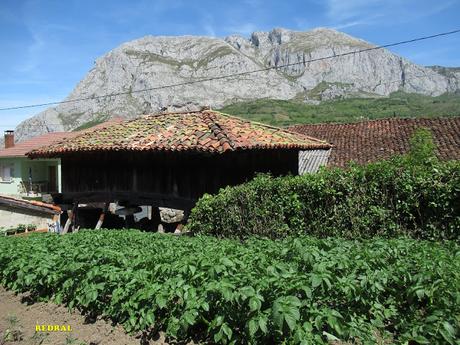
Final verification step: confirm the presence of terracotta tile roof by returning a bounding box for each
[0,194,61,213]
[28,110,331,158]
[289,117,460,167]
[0,118,123,158]
[0,132,79,158]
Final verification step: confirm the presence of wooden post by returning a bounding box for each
[125,214,135,228]
[63,203,78,234]
[95,203,109,230]
[152,206,161,232]
[52,214,60,234]
[72,202,78,232]
[183,208,191,224]
[62,209,73,234]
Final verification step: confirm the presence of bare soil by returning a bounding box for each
[0,287,168,345]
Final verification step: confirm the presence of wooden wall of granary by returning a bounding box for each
[60,150,298,203]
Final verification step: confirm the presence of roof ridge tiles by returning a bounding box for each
[209,110,330,145]
[201,111,235,152]
[141,109,204,119]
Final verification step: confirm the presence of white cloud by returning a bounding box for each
[325,0,456,26]
[331,20,368,30]
[330,14,383,30]
[326,0,383,21]
[15,30,45,73]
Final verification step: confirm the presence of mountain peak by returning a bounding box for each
[12,28,459,143]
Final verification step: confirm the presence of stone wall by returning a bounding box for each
[0,205,54,229]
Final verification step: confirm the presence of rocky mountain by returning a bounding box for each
[13,27,460,142]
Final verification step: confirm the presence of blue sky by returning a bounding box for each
[1,0,460,128]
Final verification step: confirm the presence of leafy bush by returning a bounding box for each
[26,224,37,231]
[16,224,26,233]
[188,139,460,240]
[0,231,458,344]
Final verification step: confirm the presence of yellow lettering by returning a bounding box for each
[35,324,73,332]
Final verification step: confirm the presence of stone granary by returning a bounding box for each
[28,108,331,231]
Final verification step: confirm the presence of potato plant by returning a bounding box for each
[0,231,458,344]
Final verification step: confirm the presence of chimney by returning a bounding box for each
[4,130,14,149]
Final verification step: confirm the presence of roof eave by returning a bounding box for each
[28,143,332,158]
[0,155,27,158]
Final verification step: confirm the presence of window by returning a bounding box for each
[0,164,14,182]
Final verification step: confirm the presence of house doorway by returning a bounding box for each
[48,166,57,192]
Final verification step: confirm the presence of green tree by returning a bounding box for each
[407,127,437,165]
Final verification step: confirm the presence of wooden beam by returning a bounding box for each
[54,191,196,210]
[72,202,78,232]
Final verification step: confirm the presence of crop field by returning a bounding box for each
[0,230,459,344]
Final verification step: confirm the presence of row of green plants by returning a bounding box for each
[0,230,458,344]
[0,224,37,236]
[187,131,460,240]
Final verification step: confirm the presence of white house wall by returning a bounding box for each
[0,205,54,229]
[0,158,61,196]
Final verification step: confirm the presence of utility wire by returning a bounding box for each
[0,28,459,113]
[0,71,449,127]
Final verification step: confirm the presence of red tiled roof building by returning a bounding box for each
[289,117,460,167]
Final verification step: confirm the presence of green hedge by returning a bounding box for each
[1,231,459,344]
[187,157,460,240]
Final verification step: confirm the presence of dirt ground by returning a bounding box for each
[0,287,168,345]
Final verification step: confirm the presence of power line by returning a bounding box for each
[0,73,450,129]
[0,28,459,113]
[0,71,453,129]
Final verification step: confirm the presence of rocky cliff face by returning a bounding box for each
[13,27,460,142]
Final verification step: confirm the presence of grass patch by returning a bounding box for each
[220,91,460,127]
